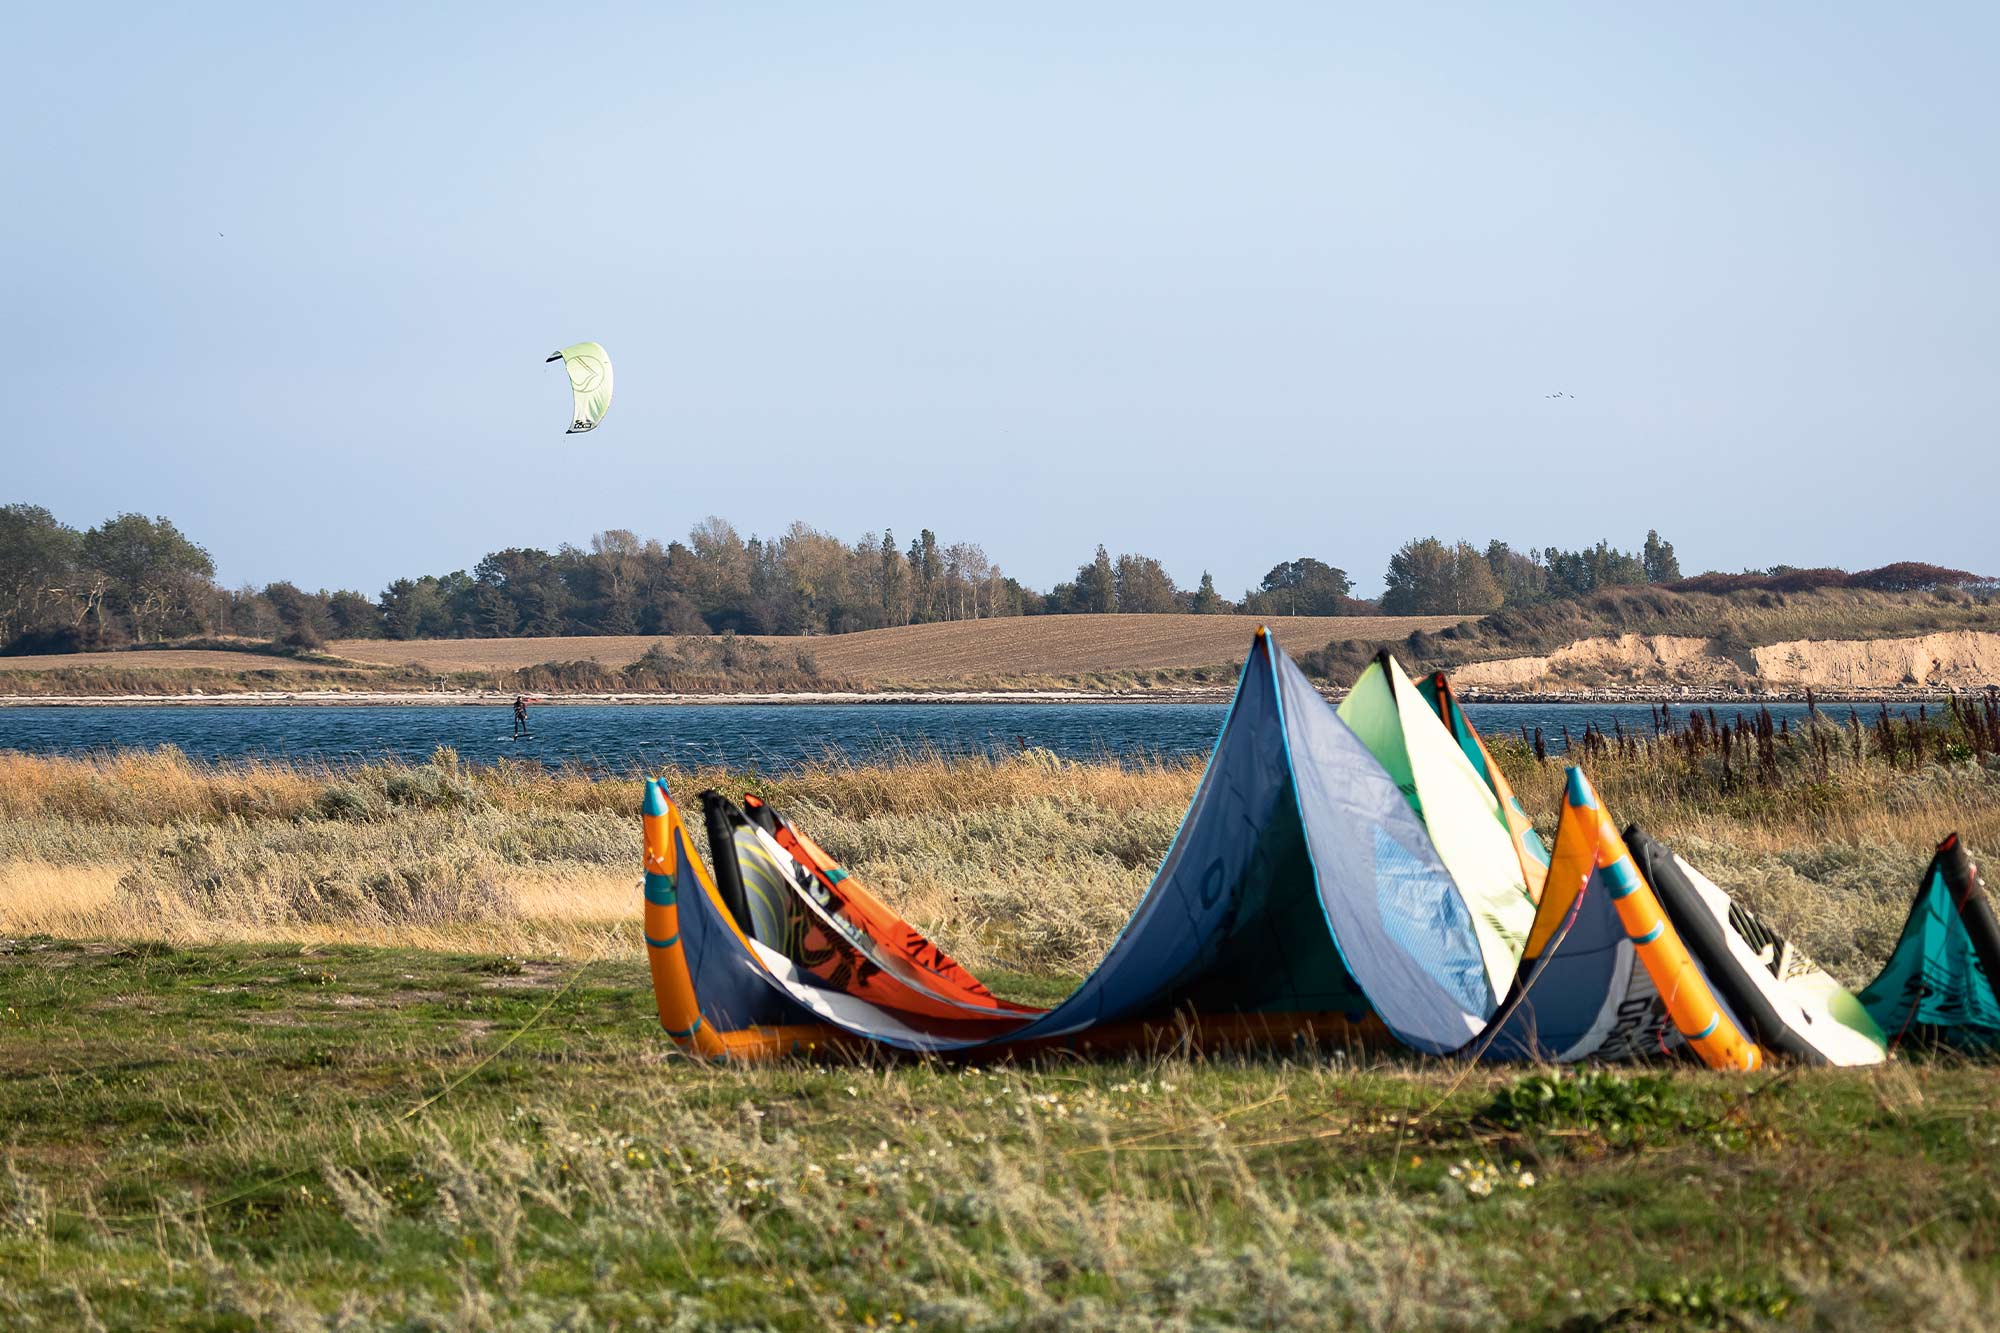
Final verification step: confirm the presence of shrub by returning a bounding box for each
[315,782,380,821]
[383,749,481,812]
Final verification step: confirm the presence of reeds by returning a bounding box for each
[4,728,1997,987]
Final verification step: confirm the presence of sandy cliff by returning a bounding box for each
[1452,631,2000,693]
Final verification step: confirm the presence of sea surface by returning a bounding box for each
[0,699,1938,771]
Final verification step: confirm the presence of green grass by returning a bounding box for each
[5,741,2000,1325]
[3,939,1997,1328]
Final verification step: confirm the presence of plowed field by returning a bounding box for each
[326,613,1466,684]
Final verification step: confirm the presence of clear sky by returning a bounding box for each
[4,3,1994,599]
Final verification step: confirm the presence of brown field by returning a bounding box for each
[326,613,1466,684]
[0,649,321,673]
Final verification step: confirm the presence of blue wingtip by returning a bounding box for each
[641,779,668,816]
[1563,766,1598,810]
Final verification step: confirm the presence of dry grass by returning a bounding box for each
[1506,739,2000,982]
[0,747,1203,975]
[0,859,635,958]
[324,613,1467,683]
[4,730,1999,990]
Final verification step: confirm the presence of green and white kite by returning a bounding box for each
[546,342,614,434]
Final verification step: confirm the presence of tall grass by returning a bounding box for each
[0,747,1200,975]
[3,719,1997,985]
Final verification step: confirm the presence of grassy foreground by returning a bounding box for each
[3,731,2000,1326]
[5,941,1999,1329]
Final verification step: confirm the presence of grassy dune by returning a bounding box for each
[3,734,2000,1325]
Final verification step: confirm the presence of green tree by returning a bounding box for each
[80,513,216,642]
[1543,540,1649,597]
[1113,554,1179,612]
[0,504,86,647]
[907,529,942,622]
[1240,558,1353,616]
[878,530,908,625]
[781,522,853,631]
[326,590,381,638]
[1381,538,1503,615]
[1189,571,1228,614]
[688,517,753,629]
[1642,530,1682,584]
[261,581,333,649]
[469,584,521,638]
[380,577,452,639]
[1068,545,1115,614]
[1483,540,1548,606]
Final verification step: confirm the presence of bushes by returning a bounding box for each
[506,634,846,694]
[315,781,379,821]
[384,748,482,811]
[1670,563,1989,596]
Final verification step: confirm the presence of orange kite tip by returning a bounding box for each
[1255,624,1268,638]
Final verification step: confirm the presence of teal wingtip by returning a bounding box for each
[641,779,668,816]
[1563,766,1598,810]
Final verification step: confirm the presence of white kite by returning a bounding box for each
[546,342,614,433]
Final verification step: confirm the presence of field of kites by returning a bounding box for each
[4,635,1999,1327]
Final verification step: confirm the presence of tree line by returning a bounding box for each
[1,501,1986,652]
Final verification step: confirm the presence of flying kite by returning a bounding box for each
[546,342,614,433]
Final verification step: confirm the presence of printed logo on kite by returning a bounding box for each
[545,341,615,434]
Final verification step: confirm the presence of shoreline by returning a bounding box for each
[0,684,1982,708]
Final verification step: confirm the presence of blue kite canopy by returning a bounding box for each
[1858,833,2000,1051]
[652,629,1499,1057]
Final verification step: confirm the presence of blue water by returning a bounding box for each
[0,700,1938,771]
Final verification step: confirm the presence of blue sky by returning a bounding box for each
[4,3,1994,599]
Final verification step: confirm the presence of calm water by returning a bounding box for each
[0,699,1937,771]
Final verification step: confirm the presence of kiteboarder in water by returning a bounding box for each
[513,695,530,739]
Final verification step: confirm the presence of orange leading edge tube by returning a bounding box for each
[641,778,834,1061]
[1568,770,1761,1071]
